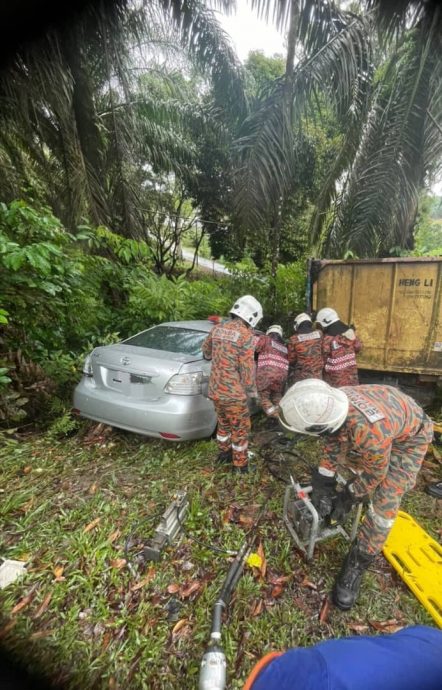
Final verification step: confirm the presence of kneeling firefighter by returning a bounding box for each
[202,295,263,474]
[278,379,433,610]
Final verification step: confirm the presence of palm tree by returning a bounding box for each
[232,0,442,259]
[232,0,372,267]
[0,0,244,235]
[320,2,442,256]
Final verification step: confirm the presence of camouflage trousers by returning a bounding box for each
[213,399,251,468]
[358,418,434,554]
[256,368,287,417]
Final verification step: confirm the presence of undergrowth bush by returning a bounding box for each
[0,200,307,426]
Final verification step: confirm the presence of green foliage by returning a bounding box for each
[414,195,442,255]
[46,411,81,440]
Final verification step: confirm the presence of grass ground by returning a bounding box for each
[0,419,441,689]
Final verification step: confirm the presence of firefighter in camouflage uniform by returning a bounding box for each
[279,380,433,610]
[255,325,288,417]
[202,295,263,473]
[316,307,362,386]
[287,313,323,385]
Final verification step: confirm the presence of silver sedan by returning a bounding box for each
[73,320,217,440]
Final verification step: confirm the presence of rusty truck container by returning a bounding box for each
[309,257,442,385]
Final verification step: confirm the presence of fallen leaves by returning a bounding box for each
[347,622,369,634]
[110,558,127,570]
[0,619,17,638]
[34,593,52,619]
[83,517,101,533]
[53,565,65,582]
[369,619,403,633]
[318,596,331,624]
[166,580,203,600]
[250,599,264,617]
[300,577,318,591]
[11,590,35,615]
[130,568,156,592]
[108,529,121,544]
[171,618,188,636]
[180,581,201,599]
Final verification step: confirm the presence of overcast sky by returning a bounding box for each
[217,5,284,61]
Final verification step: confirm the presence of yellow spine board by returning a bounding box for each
[383,511,442,628]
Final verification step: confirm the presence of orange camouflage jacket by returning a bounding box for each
[255,334,289,374]
[202,318,256,402]
[320,385,432,497]
[322,329,362,386]
[287,330,323,381]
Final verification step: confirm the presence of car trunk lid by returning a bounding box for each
[90,344,201,400]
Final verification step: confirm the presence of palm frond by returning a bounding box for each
[158,0,248,119]
[322,24,442,257]
[233,5,372,228]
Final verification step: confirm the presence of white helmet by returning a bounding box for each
[279,379,349,436]
[230,295,263,328]
[294,313,312,330]
[316,307,340,328]
[266,324,283,338]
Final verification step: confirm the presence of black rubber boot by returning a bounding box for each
[216,449,232,465]
[425,481,442,499]
[332,542,375,611]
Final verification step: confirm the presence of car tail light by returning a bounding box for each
[82,354,94,377]
[160,432,181,439]
[164,371,205,395]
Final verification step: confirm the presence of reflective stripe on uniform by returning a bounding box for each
[368,504,395,529]
[318,467,335,478]
[232,442,248,452]
[216,433,231,443]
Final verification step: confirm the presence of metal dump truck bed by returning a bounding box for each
[309,257,442,380]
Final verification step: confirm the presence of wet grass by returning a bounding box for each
[0,421,440,689]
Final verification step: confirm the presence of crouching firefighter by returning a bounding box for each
[255,325,288,418]
[278,379,433,610]
[202,295,263,474]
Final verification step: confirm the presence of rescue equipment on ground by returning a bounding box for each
[283,472,363,560]
[383,510,442,628]
[141,491,189,562]
[198,493,270,690]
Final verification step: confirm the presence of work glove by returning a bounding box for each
[310,468,338,518]
[330,484,368,523]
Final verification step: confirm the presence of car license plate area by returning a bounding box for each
[130,374,152,384]
[104,369,130,393]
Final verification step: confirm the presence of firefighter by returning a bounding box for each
[316,307,362,386]
[287,312,323,385]
[255,325,288,418]
[243,625,442,690]
[278,379,433,610]
[202,295,263,474]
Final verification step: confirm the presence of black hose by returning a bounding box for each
[208,491,271,639]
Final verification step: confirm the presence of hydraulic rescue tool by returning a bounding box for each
[142,491,189,562]
[283,473,363,560]
[198,495,270,690]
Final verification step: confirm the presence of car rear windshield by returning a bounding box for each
[124,326,207,356]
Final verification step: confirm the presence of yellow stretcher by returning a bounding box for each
[383,511,442,628]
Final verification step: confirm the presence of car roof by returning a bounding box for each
[158,320,215,333]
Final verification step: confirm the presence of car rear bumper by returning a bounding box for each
[73,378,217,440]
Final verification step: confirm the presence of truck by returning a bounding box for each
[308,257,442,404]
